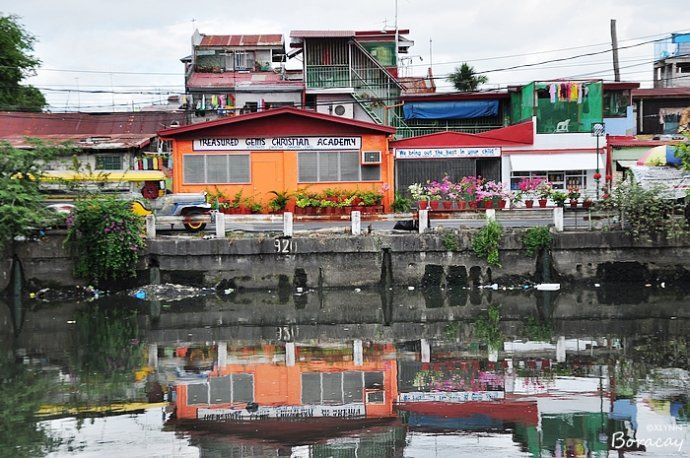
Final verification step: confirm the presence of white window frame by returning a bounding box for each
[183,153,251,185]
[298,150,381,183]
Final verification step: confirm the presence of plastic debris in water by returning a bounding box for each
[408,286,415,291]
[536,283,560,291]
[354,288,361,293]
[133,290,147,300]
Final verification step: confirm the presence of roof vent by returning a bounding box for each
[169,121,181,128]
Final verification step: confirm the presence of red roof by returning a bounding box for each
[186,71,304,90]
[198,34,283,47]
[158,106,396,137]
[402,90,509,102]
[0,111,186,137]
[603,81,640,91]
[632,87,690,98]
[290,29,409,39]
[390,121,533,148]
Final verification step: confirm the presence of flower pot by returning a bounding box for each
[429,200,440,210]
[469,201,478,210]
[457,200,467,210]
[351,197,362,206]
[499,199,507,209]
[305,206,315,215]
[583,200,593,209]
[524,199,534,208]
[569,199,578,208]
[442,200,453,210]
[418,200,428,210]
[538,199,548,208]
[483,199,494,209]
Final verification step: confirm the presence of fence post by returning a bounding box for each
[351,210,361,235]
[283,212,293,237]
[485,209,496,222]
[420,339,431,363]
[418,209,429,234]
[285,342,296,367]
[353,339,363,366]
[215,212,225,238]
[553,207,564,232]
[145,214,156,239]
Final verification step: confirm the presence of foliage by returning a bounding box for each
[522,226,553,257]
[442,232,460,251]
[523,316,553,342]
[0,354,61,456]
[268,190,291,212]
[472,220,503,267]
[535,180,554,199]
[447,62,488,92]
[391,191,412,213]
[473,304,503,349]
[599,179,687,240]
[550,190,568,206]
[0,140,60,249]
[567,187,581,200]
[205,186,226,210]
[675,137,690,170]
[65,196,146,283]
[0,15,46,111]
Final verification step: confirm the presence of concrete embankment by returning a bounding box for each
[3,230,690,291]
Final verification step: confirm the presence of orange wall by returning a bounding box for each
[170,134,394,211]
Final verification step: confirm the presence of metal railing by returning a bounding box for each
[395,125,503,138]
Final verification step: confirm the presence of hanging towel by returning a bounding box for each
[219,94,226,107]
[201,94,206,110]
[549,84,557,103]
[211,94,218,108]
[569,83,578,102]
[577,84,583,104]
[560,83,567,101]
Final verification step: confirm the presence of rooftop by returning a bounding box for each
[632,87,690,98]
[198,34,283,48]
[390,120,534,148]
[186,71,304,90]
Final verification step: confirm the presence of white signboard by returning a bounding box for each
[197,403,366,420]
[193,137,361,151]
[395,147,501,159]
[397,391,504,403]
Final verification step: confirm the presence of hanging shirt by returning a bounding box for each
[569,83,578,102]
[549,84,557,103]
[211,95,218,108]
[577,84,583,104]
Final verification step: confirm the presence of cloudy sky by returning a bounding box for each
[5,0,689,111]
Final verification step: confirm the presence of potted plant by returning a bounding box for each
[440,175,454,210]
[408,183,428,210]
[248,200,263,214]
[551,190,568,207]
[567,187,581,207]
[425,180,443,210]
[583,197,593,209]
[268,190,291,214]
[536,181,553,208]
[518,177,541,208]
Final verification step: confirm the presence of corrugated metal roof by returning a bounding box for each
[186,72,304,89]
[1,133,153,149]
[0,111,187,137]
[199,34,283,47]
[632,87,690,98]
[290,30,355,38]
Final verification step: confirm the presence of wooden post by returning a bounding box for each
[283,212,293,237]
[553,207,564,232]
[485,209,496,222]
[215,212,225,238]
[418,210,429,234]
[145,214,156,238]
[351,210,361,235]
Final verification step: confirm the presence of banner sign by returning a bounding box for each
[193,137,361,151]
[395,147,501,159]
[197,403,366,420]
[397,391,504,403]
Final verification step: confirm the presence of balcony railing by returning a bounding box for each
[306,66,350,89]
[395,125,502,139]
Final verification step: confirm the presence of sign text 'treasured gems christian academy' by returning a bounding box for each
[193,137,362,151]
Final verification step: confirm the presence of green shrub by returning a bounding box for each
[522,226,552,257]
[65,196,145,283]
[442,232,460,251]
[391,192,412,213]
[472,220,502,267]
[474,304,503,349]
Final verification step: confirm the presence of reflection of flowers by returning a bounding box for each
[412,369,505,392]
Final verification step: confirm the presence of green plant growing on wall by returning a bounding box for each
[471,220,503,267]
[522,226,553,257]
[391,191,412,213]
[267,190,291,212]
[675,135,690,170]
[65,196,146,284]
[442,232,460,251]
[473,304,503,350]
[523,315,553,342]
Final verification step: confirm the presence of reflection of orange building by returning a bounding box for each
[158,107,396,212]
[175,343,398,423]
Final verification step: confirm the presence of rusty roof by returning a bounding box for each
[290,29,410,39]
[198,34,283,47]
[632,87,690,98]
[186,71,304,90]
[0,111,187,137]
[1,134,153,150]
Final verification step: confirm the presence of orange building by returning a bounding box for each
[158,107,396,212]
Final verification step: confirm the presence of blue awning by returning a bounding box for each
[403,100,499,120]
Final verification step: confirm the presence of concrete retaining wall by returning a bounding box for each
[4,230,690,290]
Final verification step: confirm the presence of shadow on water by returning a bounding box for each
[3,281,689,457]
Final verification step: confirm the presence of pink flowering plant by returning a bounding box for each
[66,196,146,283]
[424,179,444,201]
[535,180,554,200]
[518,177,542,199]
[458,176,482,202]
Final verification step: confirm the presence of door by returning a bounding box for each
[251,152,284,203]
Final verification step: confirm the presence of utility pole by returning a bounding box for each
[429,38,433,73]
[394,0,399,67]
[610,19,621,82]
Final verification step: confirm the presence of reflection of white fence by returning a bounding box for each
[397,391,504,403]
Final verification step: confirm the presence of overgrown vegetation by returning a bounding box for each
[522,226,553,257]
[523,316,553,342]
[471,220,503,267]
[473,304,503,350]
[599,179,687,241]
[0,140,59,249]
[441,232,460,251]
[391,191,412,213]
[65,196,146,284]
[675,135,690,170]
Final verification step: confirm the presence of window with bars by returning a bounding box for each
[298,151,380,182]
[187,373,255,405]
[95,154,123,170]
[510,170,588,191]
[301,371,384,405]
[183,154,250,184]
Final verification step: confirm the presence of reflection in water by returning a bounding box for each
[1,286,689,457]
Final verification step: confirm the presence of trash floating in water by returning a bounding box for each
[645,283,652,288]
[408,286,415,291]
[594,283,601,288]
[133,290,147,300]
[223,288,234,295]
[66,320,76,324]
[354,288,361,293]
[660,282,666,288]
[536,283,560,291]
[296,287,304,293]
[128,284,215,302]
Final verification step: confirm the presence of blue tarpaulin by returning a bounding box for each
[403,100,499,120]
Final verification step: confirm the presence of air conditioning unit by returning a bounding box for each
[317,102,354,119]
[361,151,382,165]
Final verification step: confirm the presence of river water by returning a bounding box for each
[1,285,688,457]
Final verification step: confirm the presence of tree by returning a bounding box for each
[0,15,46,111]
[447,63,488,92]
[0,140,59,249]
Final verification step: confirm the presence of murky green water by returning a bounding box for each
[1,285,688,457]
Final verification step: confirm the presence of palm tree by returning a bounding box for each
[447,63,488,92]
